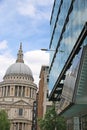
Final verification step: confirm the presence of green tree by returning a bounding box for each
[38,105,66,130]
[0,109,10,130]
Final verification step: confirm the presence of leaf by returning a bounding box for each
[0,110,10,130]
[38,105,66,130]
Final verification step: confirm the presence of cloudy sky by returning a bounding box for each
[0,0,54,86]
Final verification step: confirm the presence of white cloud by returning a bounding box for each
[35,0,53,6]
[24,50,49,85]
[0,40,8,50]
[0,53,15,81]
[0,41,16,81]
[62,29,81,51]
[17,1,36,17]
[17,0,53,20]
[73,8,87,26]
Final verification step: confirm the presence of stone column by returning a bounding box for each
[21,86,23,97]
[25,123,28,130]
[6,86,8,96]
[2,87,4,96]
[13,123,17,130]
[17,86,19,96]
[4,86,6,96]
[27,124,30,130]
[10,123,14,130]
[22,123,24,130]
[13,123,14,130]
[24,123,25,130]
[1,87,3,97]
[18,123,19,130]
[23,86,25,97]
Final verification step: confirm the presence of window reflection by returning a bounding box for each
[59,49,83,111]
[49,0,87,90]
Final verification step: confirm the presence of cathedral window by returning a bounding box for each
[19,108,23,116]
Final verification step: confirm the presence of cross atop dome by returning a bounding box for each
[16,42,24,63]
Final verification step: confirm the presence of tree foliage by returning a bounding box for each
[38,105,66,130]
[0,109,10,130]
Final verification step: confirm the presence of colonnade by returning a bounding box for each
[0,85,36,99]
[11,122,29,130]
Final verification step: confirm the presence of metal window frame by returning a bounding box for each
[49,22,87,101]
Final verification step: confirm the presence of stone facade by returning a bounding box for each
[0,43,37,130]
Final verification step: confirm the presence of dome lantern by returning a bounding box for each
[16,42,24,63]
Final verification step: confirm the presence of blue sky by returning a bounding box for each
[0,0,54,85]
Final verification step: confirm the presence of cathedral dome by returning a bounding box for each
[5,62,33,77]
[4,43,33,79]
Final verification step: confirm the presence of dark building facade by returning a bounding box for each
[49,0,87,130]
[32,100,37,130]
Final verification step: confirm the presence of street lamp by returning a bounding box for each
[41,48,55,51]
[41,48,64,53]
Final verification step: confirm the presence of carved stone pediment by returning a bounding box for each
[12,100,31,106]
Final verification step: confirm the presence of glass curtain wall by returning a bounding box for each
[49,0,87,90]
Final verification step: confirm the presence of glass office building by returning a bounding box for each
[49,0,87,129]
